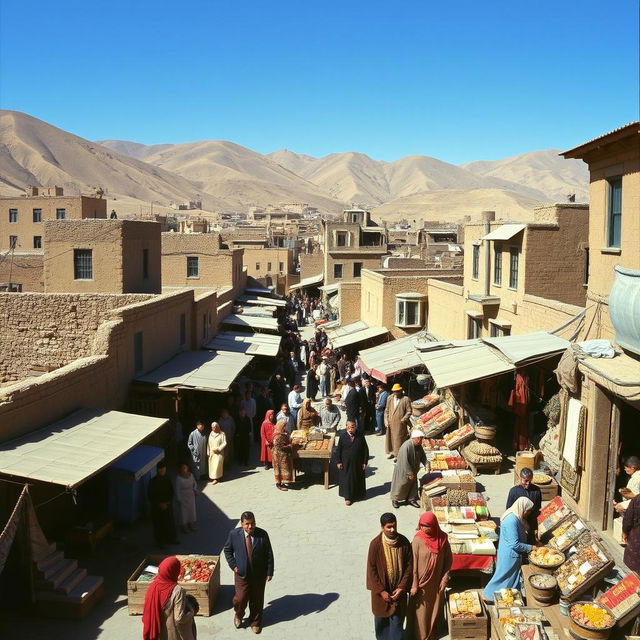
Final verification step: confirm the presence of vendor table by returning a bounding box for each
[295,433,335,489]
[488,603,562,640]
[521,565,571,639]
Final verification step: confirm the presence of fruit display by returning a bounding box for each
[413,392,440,409]
[430,495,448,507]
[443,423,475,448]
[555,543,610,596]
[427,452,467,471]
[178,557,216,583]
[423,438,447,450]
[529,547,564,568]
[548,515,587,552]
[494,587,524,607]
[449,590,482,617]
[418,403,458,435]
[467,492,487,507]
[569,602,615,629]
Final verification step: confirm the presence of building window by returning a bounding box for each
[472,245,480,280]
[142,248,149,279]
[9,235,17,249]
[133,331,143,374]
[187,256,199,278]
[74,249,93,279]
[607,176,622,248]
[467,315,482,339]
[267,261,272,272]
[493,245,502,286]
[9,209,18,223]
[336,231,347,247]
[255,262,261,271]
[179,313,186,346]
[396,299,421,328]
[353,262,362,278]
[333,263,343,279]
[279,261,284,272]
[509,248,519,289]
[33,236,42,249]
[56,208,66,220]
[489,322,510,337]
[33,208,42,223]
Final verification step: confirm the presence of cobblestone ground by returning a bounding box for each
[3,411,513,640]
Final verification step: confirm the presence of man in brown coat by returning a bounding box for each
[384,383,412,460]
[366,512,413,639]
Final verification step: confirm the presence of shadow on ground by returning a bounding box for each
[264,592,339,624]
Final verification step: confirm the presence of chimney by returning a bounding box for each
[481,211,495,296]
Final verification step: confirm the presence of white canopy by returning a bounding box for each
[331,325,388,350]
[205,331,281,357]
[483,332,569,365]
[481,223,526,241]
[221,313,280,333]
[137,350,253,391]
[0,409,167,488]
[236,294,287,308]
[289,273,323,291]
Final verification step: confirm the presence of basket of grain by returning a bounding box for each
[528,572,558,606]
[568,602,615,640]
[528,547,565,574]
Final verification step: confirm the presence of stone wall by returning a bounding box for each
[0,292,153,383]
[0,253,44,292]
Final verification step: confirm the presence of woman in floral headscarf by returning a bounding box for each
[409,511,452,640]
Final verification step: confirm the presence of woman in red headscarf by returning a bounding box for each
[409,512,452,640]
[142,556,197,640]
[260,409,276,470]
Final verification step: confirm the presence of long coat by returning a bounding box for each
[159,584,197,640]
[384,394,412,456]
[391,439,427,502]
[336,432,369,501]
[366,533,413,618]
[482,513,532,600]
[223,526,274,579]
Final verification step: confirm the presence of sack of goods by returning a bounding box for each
[463,440,503,464]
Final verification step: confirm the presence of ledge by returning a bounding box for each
[601,247,622,255]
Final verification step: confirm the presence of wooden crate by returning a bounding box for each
[442,476,477,492]
[447,590,489,640]
[127,554,221,616]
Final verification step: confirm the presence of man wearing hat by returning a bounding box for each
[390,431,427,509]
[384,383,412,460]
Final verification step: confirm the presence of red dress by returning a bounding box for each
[260,420,275,463]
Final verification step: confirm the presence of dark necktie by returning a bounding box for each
[245,534,253,565]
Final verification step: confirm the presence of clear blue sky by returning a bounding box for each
[1,0,638,163]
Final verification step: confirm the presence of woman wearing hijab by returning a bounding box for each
[142,556,197,640]
[206,422,226,485]
[410,512,452,640]
[296,398,320,431]
[260,409,276,470]
[482,497,535,601]
[272,420,297,491]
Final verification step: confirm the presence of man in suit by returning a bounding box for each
[223,511,274,634]
[344,378,362,433]
[359,376,377,433]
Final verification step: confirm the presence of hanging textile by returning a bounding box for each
[509,371,531,451]
[560,397,587,500]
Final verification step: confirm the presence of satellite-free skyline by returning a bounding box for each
[0,0,638,164]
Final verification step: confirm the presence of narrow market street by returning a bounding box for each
[2,411,511,640]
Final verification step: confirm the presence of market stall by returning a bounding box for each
[291,431,335,490]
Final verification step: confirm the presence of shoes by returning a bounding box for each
[277,484,288,491]
[251,626,261,634]
[387,454,394,459]
[210,479,218,485]
[234,615,242,629]
[409,500,420,508]
[392,500,400,509]
[345,500,352,506]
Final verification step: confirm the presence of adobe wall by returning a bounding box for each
[338,281,362,325]
[299,251,324,280]
[0,292,152,383]
[0,253,44,291]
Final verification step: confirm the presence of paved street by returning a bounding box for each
[3,408,513,640]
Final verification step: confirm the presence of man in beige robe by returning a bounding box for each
[384,383,412,460]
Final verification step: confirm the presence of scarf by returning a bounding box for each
[415,511,448,553]
[381,533,402,590]
[142,556,181,640]
[500,496,534,525]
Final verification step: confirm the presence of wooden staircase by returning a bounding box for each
[33,543,104,618]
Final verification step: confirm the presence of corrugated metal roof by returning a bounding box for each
[418,342,515,388]
[0,409,167,488]
[221,313,280,332]
[238,306,276,317]
[332,326,388,350]
[289,273,323,291]
[236,294,287,308]
[561,122,639,157]
[358,333,429,381]
[481,223,526,241]
[482,332,569,364]
[204,331,281,357]
[326,320,368,339]
[137,350,253,391]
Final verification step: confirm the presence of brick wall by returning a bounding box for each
[338,281,362,325]
[299,251,324,280]
[0,253,44,291]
